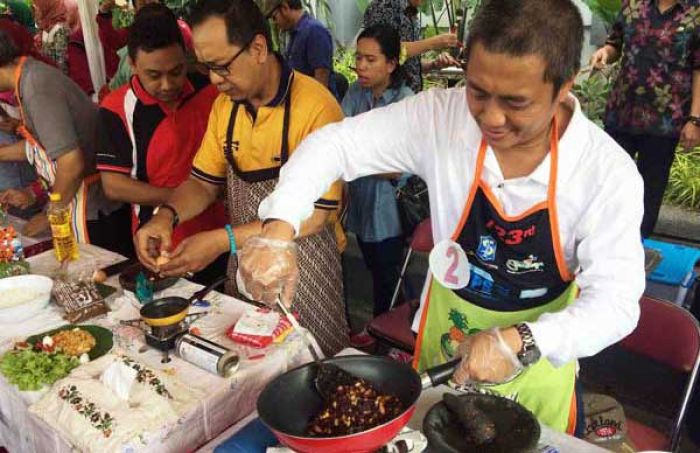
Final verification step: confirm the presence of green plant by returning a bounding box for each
[112,6,134,29]
[665,150,700,210]
[356,0,369,14]
[572,69,615,127]
[334,46,357,84]
[582,0,621,28]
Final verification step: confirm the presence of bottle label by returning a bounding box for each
[50,223,72,237]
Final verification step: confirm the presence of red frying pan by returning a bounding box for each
[257,355,459,453]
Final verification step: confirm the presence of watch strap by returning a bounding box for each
[515,322,540,366]
[155,204,179,227]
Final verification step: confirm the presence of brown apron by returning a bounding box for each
[222,79,349,356]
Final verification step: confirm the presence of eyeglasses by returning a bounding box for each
[200,38,253,77]
[265,5,281,19]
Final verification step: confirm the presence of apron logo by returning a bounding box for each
[506,255,545,274]
[466,266,512,299]
[476,235,497,262]
[439,309,480,360]
[519,287,549,299]
[486,220,537,246]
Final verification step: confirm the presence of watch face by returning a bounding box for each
[519,347,541,367]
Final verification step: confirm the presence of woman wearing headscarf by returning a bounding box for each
[33,0,71,73]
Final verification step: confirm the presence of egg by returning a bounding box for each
[92,270,107,283]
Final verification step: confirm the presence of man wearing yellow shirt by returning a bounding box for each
[134,0,349,355]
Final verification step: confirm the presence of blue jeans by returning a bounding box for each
[214,418,278,453]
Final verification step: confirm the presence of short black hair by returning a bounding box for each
[0,29,20,67]
[189,0,272,50]
[127,4,185,61]
[358,25,406,89]
[283,0,302,9]
[464,0,583,95]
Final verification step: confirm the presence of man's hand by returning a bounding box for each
[0,188,34,209]
[680,122,700,151]
[0,116,19,135]
[590,46,614,69]
[430,33,460,50]
[23,212,49,237]
[158,229,229,277]
[431,52,461,70]
[237,233,299,307]
[452,327,523,385]
[134,213,174,272]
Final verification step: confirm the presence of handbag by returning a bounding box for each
[395,175,430,238]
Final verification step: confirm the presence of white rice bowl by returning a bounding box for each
[0,275,53,323]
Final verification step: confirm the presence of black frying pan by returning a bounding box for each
[257,355,459,453]
[139,276,227,326]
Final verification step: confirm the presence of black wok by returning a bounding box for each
[139,275,227,326]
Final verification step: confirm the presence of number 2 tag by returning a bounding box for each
[429,239,470,289]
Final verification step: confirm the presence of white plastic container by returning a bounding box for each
[0,274,53,323]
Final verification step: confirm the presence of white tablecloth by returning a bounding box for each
[0,244,314,452]
[198,349,609,453]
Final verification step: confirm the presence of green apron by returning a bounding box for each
[415,121,579,433]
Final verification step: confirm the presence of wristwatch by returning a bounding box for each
[515,323,541,367]
[153,204,179,227]
[688,115,700,127]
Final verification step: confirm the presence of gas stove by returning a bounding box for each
[120,313,206,363]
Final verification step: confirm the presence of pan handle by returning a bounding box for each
[420,358,461,389]
[188,275,228,304]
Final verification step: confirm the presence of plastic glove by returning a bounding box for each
[452,328,522,385]
[236,236,299,308]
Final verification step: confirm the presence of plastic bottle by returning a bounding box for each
[47,193,79,262]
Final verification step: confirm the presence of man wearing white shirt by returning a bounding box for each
[238,0,645,435]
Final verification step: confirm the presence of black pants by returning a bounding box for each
[357,236,405,317]
[86,203,135,258]
[605,128,678,238]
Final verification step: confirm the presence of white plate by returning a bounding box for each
[0,275,53,323]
